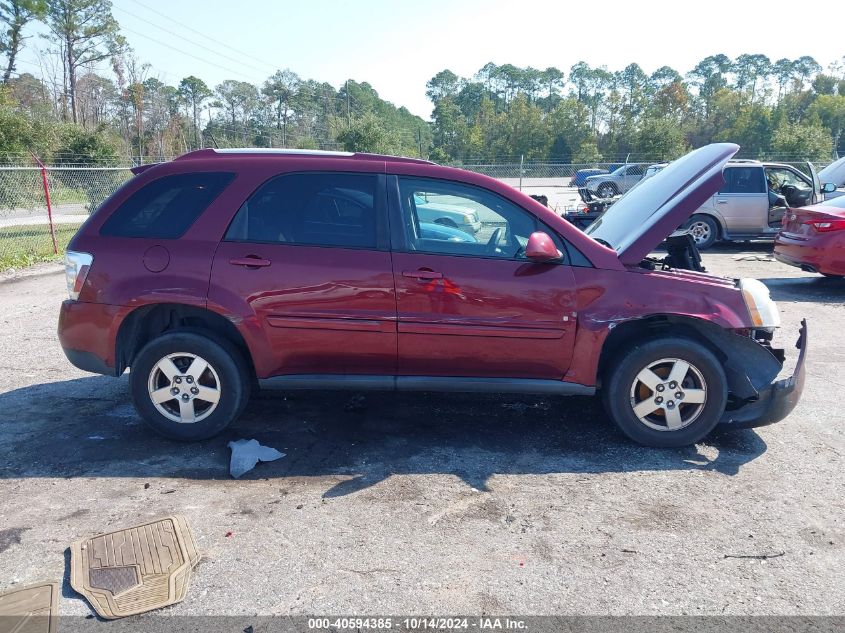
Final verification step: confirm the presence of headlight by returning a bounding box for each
[739,278,780,329]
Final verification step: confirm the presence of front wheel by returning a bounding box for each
[130,331,250,441]
[602,337,727,447]
[683,214,719,250]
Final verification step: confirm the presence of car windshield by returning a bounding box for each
[820,195,845,209]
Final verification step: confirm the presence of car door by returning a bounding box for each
[388,175,578,380]
[209,172,397,377]
[714,166,768,232]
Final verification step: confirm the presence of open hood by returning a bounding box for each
[818,155,845,187]
[585,143,739,265]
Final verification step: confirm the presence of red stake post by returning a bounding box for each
[31,153,58,255]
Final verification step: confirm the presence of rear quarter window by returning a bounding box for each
[100,172,235,238]
[719,167,765,194]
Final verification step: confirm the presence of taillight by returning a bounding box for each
[65,250,93,300]
[804,219,845,232]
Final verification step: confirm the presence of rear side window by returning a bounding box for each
[719,167,765,194]
[100,172,234,238]
[225,173,379,249]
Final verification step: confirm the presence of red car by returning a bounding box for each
[774,195,845,278]
[58,144,807,448]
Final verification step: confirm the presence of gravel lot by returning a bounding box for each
[0,245,842,617]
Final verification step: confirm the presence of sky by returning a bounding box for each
[15,0,845,120]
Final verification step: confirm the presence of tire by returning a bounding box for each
[602,337,727,448]
[130,331,250,441]
[683,214,719,250]
[596,182,617,198]
[434,218,458,228]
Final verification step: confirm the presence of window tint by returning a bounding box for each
[100,172,234,238]
[398,177,582,264]
[719,167,765,194]
[225,173,378,249]
[627,164,645,176]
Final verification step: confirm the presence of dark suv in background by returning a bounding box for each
[58,145,805,448]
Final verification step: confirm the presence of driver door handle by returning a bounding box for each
[230,256,271,268]
[402,269,442,280]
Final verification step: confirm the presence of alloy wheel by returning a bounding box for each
[147,352,221,423]
[628,357,707,431]
[688,221,712,245]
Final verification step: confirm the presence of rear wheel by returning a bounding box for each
[130,331,250,441]
[683,214,719,250]
[602,337,727,447]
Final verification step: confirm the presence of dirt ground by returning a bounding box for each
[0,244,842,617]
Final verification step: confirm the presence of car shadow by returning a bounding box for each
[0,376,768,497]
[758,275,845,303]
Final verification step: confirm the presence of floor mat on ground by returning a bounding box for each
[0,581,60,633]
[69,515,199,619]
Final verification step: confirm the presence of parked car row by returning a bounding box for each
[568,156,845,258]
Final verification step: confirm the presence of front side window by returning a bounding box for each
[398,177,570,262]
[766,168,810,192]
[225,173,378,249]
[100,172,234,238]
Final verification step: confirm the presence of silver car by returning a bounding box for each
[682,160,836,249]
[584,163,647,198]
[414,194,482,235]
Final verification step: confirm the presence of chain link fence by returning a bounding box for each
[0,166,133,271]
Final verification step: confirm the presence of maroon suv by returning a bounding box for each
[58,144,806,447]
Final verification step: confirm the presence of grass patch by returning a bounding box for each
[49,187,89,206]
[0,223,82,271]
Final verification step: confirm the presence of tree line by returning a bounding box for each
[427,58,845,163]
[1,0,844,165]
[0,0,430,164]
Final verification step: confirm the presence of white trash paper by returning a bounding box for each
[227,439,286,479]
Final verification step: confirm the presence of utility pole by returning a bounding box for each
[346,79,351,127]
[417,127,423,158]
[519,154,524,191]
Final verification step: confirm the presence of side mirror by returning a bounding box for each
[525,232,562,263]
[822,182,837,194]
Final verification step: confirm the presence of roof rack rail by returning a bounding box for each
[173,148,434,165]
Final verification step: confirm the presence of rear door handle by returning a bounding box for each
[230,256,271,268]
[402,269,442,280]
[717,200,728,204]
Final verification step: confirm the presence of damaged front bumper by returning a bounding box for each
[719,319,807,429]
